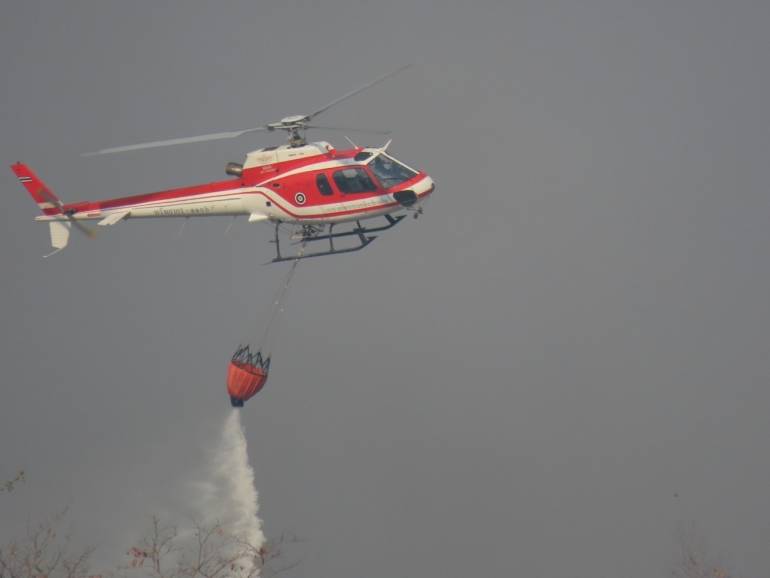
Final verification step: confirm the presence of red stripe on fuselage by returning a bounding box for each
[63,179,241,214]
[61,149,349,214]
[57,147,429,222]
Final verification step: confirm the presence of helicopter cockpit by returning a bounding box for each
[355,150,418,189]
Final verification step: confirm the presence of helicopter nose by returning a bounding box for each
[415,176,435,202]
[392,176,434,207]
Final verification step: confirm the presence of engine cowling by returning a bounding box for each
[225,162,243,177]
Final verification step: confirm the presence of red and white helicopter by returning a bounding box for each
[12,66,434,262]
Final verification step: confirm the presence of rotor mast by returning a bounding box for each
[266,115,311,147]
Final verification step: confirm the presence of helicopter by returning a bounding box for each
[12,65,435,262]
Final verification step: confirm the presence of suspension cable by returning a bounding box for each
[256,244,305,353]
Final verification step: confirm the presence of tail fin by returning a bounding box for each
[11,162,63,215]
[11,162,81,256]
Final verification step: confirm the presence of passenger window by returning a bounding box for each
[332,167,377,194]
[316,173,333,196]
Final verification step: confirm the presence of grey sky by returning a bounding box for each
[2,1,769,577]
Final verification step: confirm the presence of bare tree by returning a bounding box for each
[121,518,299,578]
[1,471,25,495]
[0,510,95,578]
[673,524,735,578]
[1,511,297,578]
[257,532,301,578]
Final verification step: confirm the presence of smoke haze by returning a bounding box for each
[3,2,770,577]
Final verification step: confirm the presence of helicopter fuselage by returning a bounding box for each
[33,141,434,227]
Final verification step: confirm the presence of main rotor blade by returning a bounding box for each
[305,125,392,135]
[83,126,268,156]
[306,64,413,121]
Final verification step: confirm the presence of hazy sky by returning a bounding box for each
[2,1,769,577]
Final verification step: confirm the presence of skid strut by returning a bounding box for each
[270,214,406,263]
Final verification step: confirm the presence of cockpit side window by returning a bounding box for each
[316,173,333,196]
[332,167,377,194]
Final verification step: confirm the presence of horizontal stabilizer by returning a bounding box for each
[98,210,130,226]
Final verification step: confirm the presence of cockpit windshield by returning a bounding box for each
[368,153,418,188]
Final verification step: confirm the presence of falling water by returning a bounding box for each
[190,409,266,575]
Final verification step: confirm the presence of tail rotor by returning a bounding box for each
[11,162,96,256]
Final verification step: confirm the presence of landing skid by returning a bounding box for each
[271,214,406,263]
